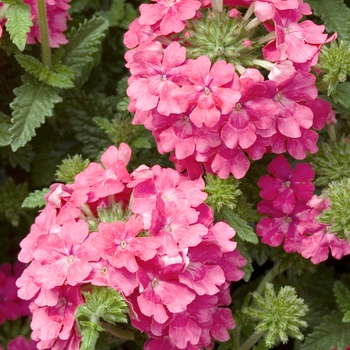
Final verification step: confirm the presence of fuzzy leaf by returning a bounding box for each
[22,188,49,209]
[66,89,111,159]
[0,112,11,146]
[9,75,62,151]
[334,281,350,322]
[305,0,350,41]
[331,82,350,108]
[15,54,75,89]
[221,207,258,244]
[58,16,109,81]
[301,311,350,350]
[5,2,32,51]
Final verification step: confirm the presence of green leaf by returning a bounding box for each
[0,112,11,147]
[301,311,350,350]
[9,75,62,151]
[305,0,350,41]
[57,16,109,82]
[331,82,350,108]
[22,188,49,209]
[15,54,75,89]
[334,281,350,323]
[221,207,258,244]
[5,2,32,51]
[236,238,254,282]
[66,89,111,159]
[97,0,125,26]
[0,144,34,172]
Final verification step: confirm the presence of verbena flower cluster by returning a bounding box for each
[16,143,246,349]
[256,155,350,264]
[0,0,70,47]
[124,0,335,179]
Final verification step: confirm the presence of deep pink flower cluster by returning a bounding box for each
[124,0,335,180]
[256,155,350,263]
[0,262,30,325]
[16,143,246,349]
[0,0,70,47]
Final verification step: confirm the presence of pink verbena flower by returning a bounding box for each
[17,143,246,349]
[258,154,315,214]
[24,0,71,47]
[139,0,201,35]
[172,56,241,128]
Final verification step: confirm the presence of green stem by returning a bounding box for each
[98,321,136,341]
[255,261,282,295]
[328,124,336,142]
[238,331,265,350]
[37,0,52,68]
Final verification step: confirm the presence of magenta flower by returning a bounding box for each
[93,215,160,272]
[258,155,315,214]
[139,0,201,35]
[172,56,241,128]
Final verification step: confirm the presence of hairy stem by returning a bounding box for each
[37,0,52,68]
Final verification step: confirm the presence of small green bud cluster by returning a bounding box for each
[319,178,350,241]
[243,283,308,347]
[308,136,350,187]
[55,154,90,184]
[318,41,350,95]
[204,174,242,212]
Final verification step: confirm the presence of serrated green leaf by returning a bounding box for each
[9,75,62,151]
[5,2,32,51]
[15,54,75,89]
[57,16,109,81]
[301,311,350,350]
[334,281,350,322]
[331,82,350,108]
[0,112,11,146]
[22,188,49,209]
[236,238,254,282]
[221,207,258,244]
[305,0,350,42]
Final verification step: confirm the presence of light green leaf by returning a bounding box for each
[331,82,350,108]
[301,311,350,350]
[305,0,350,41]
[5,1,32,51]
[221,207,258,244]
[0,112,11,147]
[9,75,62,151]
[57,16,109,82]
[22,188,49,209]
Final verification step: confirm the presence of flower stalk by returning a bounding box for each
[36,0,52,68]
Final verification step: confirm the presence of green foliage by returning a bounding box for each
[220,207,259,244]
[0,112,11,146]
[331,82,350,109]
[22,188,49,209]
[318,41,350,95]
[319,178,350,240]
[243,283,308,347]
[97,0,137,29]
[15,54,75,89]
[55,154,90,183]
[308,137,350,187]
[204,174,242,212]
[301,311,350,350]
[9,75,63,151]
[0,178,28,226]
[334,281,350,322]
[57,16,109,84]
[65,89,112,159]
[4,1,32,51]
[76,286,130,350]
[305,0,350,41]
[0,144,34,172]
